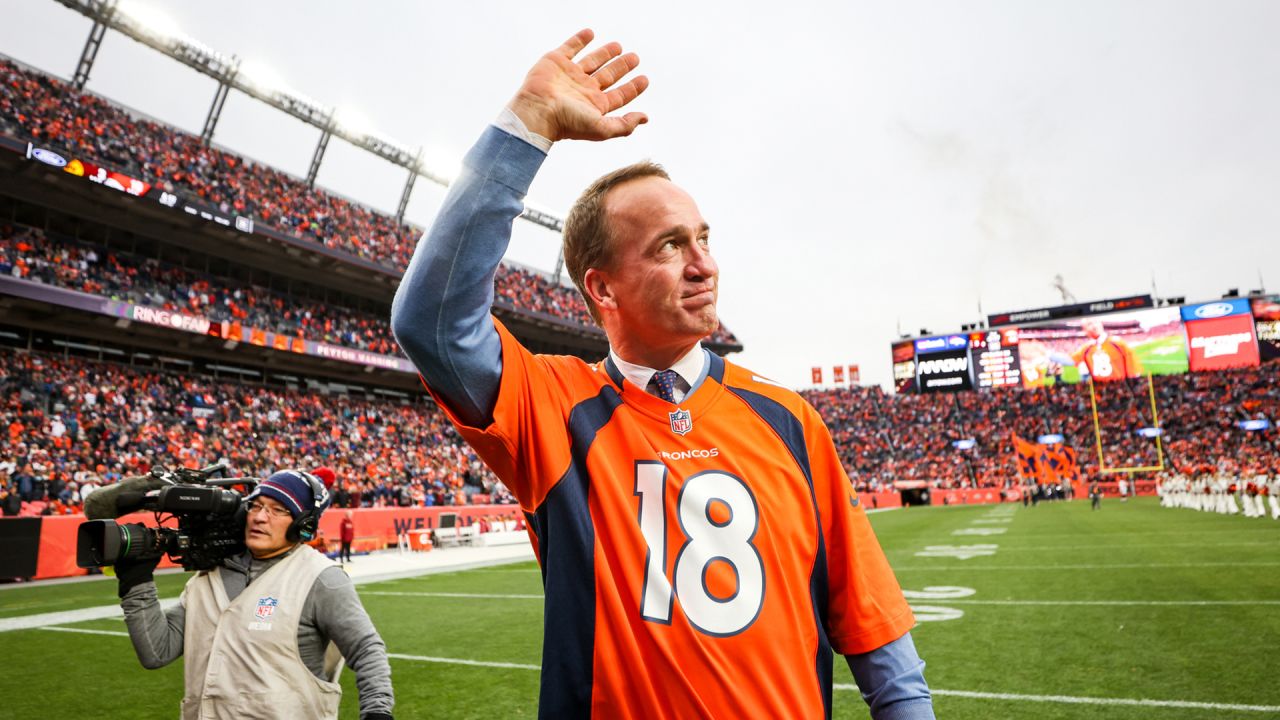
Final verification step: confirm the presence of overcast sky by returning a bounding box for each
[3,0,1278,389]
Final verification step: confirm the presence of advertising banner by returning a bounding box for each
[914,334,969,355]
[833,365,845,383]
[25,143,257,234]
[915,347,973,393]
[988,294,1153,327]
[969,328,1022,389]
[891,341,916,393]
[848,364,860,383]
[1185,314,1260,371]
[1179,298,1251,322]
[1252,296,1280,362]
[0,276,417,373]
[1017,307,1188,387]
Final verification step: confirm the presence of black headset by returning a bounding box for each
[287,470,331,543]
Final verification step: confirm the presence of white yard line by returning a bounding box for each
[835,686,1280,714]
[941,599,1280,606]
[0,598,179,633]
[961,540,1275,552]
[40,625,128,637]
[0,551,533,633]
[30,630,1280,714]
[892,561,1280,571]
[342,593,1280,607]
[363,591,543,600]
[387,653,539,670]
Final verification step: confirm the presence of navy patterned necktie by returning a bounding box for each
[650,369,680,403]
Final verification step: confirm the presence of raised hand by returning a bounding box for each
[507,29,649,142]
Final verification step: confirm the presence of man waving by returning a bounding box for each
[392,29,932,719]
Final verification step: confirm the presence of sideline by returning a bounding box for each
[846,686,1280,714]
[0,545,534,633]
[892,561,1280,571]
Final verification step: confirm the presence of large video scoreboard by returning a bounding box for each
[889,293,1278,394]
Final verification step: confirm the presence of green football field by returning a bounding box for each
[2,497,1277,719]
[1131,333,1190,376]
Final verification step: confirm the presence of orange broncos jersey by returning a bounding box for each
[428,320,914,719]
[1072,337,1142,381]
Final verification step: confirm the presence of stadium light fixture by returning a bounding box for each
[334,106,377,138]
[115,1,182,42]
[421,147,462,185]
[238,60,287,96]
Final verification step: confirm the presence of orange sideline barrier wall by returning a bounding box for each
[930,487,1020,505]
[24,506,524,580]
[16,486,1156,580]
[316,505,524,546]
[857,491,903,509]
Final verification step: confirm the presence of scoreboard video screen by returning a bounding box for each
[1017,307,1188,387]
[882,294,1276,394]
[891,341,916,393]
[969,328,1021,389]
[1252,296,1280,363]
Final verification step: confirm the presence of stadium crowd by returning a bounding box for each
[3,339,1275,518]
[804,361,1280,493]
[0,348,514,518]
[0,223,398,354]
[0,58,414,268]
[0,59,741,348]
[0,223,739,354]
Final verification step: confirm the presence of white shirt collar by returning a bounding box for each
[610,343,707,400]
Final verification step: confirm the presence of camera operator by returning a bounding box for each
[116,470,395,720]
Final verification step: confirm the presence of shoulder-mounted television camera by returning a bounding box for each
[76,463,259,571]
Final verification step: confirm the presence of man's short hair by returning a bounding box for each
[562,161,670,325]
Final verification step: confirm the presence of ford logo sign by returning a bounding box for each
[1193,302,1235,319]
[32,148,67,167]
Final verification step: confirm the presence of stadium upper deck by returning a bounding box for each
[0,55,742,369]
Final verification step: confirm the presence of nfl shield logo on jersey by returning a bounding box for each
[256,596,279,621]
[668,408,693,436]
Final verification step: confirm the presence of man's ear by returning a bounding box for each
[583,267,617,312]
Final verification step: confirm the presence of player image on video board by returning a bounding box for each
[1017,307,1188,387]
